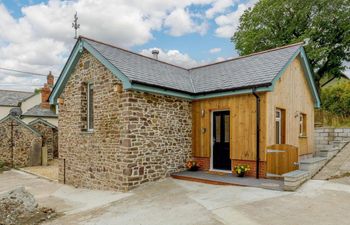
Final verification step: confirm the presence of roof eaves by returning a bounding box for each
[0,115,42,137]
[28,118,57,129]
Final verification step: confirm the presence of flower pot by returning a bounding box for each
[188,166,199,171]
[237,172,245,177]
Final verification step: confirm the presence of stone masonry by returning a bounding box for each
[29,121,58,160]
[58,51,192,191]
[0,116,42,167]
[315,127,350,148]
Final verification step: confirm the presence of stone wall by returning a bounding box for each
[58,51,192,191]
[315,127,350,148]
[29,121,58,160]
[0,116,42,167]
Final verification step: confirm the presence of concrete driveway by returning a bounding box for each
[1,170,350,225]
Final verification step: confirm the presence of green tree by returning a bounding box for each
[321,82,350,117]
[232,0,350,87]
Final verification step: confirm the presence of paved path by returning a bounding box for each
[314,142,350,180]
[2,169,350,225]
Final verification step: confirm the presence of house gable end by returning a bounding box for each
[49,39,132,104]
[269,47,320,108]
[0,115,42,137]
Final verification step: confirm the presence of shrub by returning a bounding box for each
[321,81,350,117]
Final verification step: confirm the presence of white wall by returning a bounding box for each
[21,93,41,113]
[0,106,12,120]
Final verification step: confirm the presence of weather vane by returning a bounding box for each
[72,12,80,39]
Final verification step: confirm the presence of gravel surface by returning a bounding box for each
[20,160,58,181]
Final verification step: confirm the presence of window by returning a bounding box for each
[275,109,282,144]
[87,83,94,131]
[299,113,307,136]
[275,108,286,144]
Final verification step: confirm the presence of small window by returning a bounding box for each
[275,109,282,144]
[275,108,286,144]
[87,83,94,131]
[299,113,307,136]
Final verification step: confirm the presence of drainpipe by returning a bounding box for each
[252,88,260,179]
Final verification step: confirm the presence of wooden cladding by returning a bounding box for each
[266,56,315,156]
[192,93,267,161]
[266,144,299,176]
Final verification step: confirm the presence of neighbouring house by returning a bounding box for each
[0,73,59,166]
[0,72,58,126]
[0,90,34,119]
[29,118,58,160]
[49,36,320,191]
[0,115,42,167]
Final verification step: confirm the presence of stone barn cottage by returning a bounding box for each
[49,37,320,191]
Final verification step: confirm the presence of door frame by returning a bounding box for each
[210,109,232,173]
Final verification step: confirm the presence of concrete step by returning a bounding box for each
[282,170,309,191]
[299,157,327,178]
[317,149,340,159]
[329,141,349,149]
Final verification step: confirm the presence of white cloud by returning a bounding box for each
[206,0,234,19]
[0,0,247,91]
[214,0,257,38]
[209,47,222,53]
[140,48,201,68]
[164,8,208,36]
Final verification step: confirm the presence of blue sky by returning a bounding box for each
[0,0,256,90]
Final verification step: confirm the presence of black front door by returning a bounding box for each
[213,111,231,170]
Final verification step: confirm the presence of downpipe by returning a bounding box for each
[252,88,260,179]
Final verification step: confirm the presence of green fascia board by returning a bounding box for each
[269,46,321,108]
[82,41,132,89]
[128,83,272,100]
[192,86,272,100]
[49,40,320,106]
[128,83,193,99]
[49,39,132,104]
[299,48,321,108]
[49,41,84,104]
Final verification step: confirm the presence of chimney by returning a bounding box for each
[47,71,54,88]
[41,83,51,109]
[40,71,54,109]
[152,49,159,60]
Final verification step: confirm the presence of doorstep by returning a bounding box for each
[171,171,283,191]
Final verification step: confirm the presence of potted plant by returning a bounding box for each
[233,164,250,177]
[186,160,199,171]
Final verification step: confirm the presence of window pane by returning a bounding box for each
[215,115,220,142]
[224,115,230,143]
[88,84,94,130]
[276,110,281,119]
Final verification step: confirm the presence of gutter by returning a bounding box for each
[252,88,260,179]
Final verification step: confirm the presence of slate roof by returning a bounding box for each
[22,104,57,118]
[84,37,303,94]
[0,90,34,106]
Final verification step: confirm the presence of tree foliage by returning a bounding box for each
[232,0,350,86]
[321,82,350,117]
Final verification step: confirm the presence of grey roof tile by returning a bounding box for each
[189,45,300,93]
[22,104,57,118]
[85,39,194,93]
[0,90,34,106]
[83,38,302,94]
